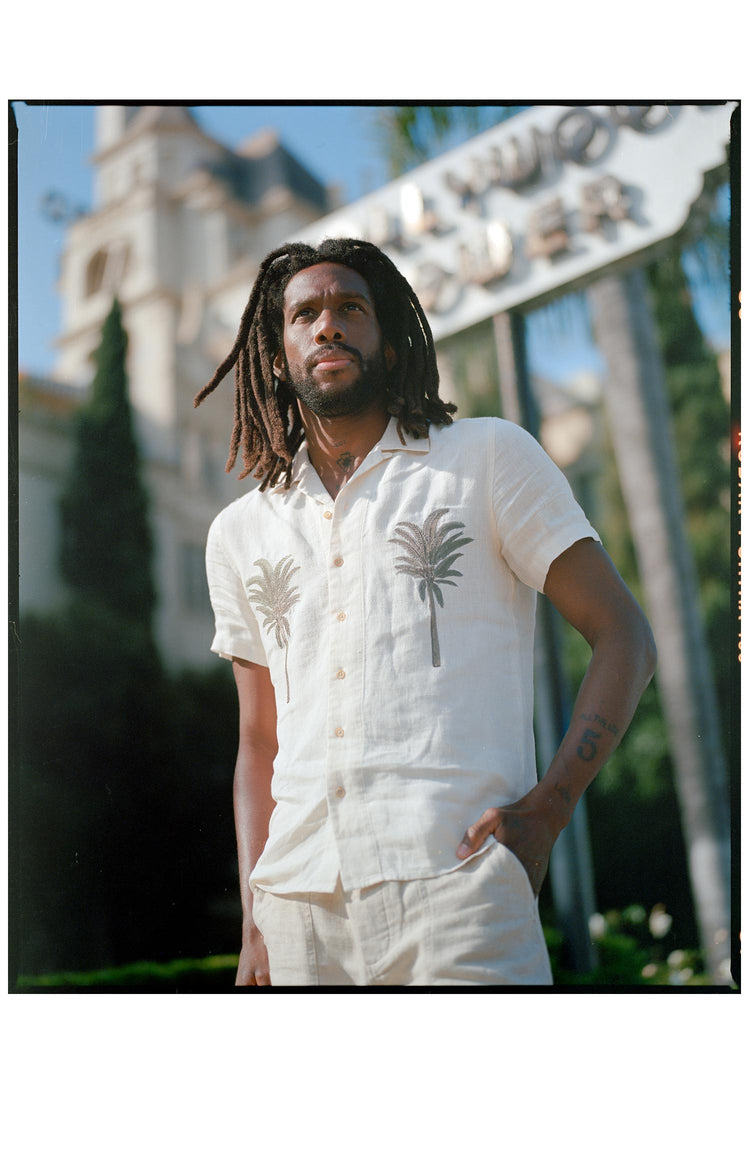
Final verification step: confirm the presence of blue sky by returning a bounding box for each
[14,102,399,375]
[13,101,730,383]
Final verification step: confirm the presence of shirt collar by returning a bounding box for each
[377,417,431,456]
[281,417,431,497]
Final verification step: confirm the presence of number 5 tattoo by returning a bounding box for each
[577,727,602,763]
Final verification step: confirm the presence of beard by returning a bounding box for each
[284,343,390,418]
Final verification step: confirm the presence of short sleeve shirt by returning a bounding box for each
[205,416,600,894]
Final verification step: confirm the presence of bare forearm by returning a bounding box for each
[536,616,657,831]
[233,746,276,936]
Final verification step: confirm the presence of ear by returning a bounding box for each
[384,342,397,371]
[273,348,286,381]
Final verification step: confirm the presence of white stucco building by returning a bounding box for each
[19,105,334,667]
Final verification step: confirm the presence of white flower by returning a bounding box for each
[649,905,673,939]
[667,949,685,968]
[588,913,607,940]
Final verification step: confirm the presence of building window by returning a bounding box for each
[84,242,132,298]
[181,542,210,614]
[85,249,109,296]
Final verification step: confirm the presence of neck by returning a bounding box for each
[299,404,390,499]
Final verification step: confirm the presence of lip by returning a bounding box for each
[312,351,356,370]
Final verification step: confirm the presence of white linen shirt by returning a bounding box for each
[205,416,599,894]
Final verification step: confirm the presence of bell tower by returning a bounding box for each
[55,106,229,457]
[49,104,330,666]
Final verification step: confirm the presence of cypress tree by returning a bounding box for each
[17,300,242,977]
[18,300,169,974]
[59,297,156,630]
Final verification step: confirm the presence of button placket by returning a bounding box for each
[325,490,363,837]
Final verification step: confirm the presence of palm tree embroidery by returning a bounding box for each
[390,508,473,668]
[245,556,301,703]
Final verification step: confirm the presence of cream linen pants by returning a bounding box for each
[251,838,553,986]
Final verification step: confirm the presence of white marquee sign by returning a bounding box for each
[291,104,734,342]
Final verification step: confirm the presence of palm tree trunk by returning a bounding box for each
[284,644,290,704]
[427,584,441,667]
[588,270,732,985]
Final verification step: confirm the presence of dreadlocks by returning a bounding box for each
[193,238,456,490]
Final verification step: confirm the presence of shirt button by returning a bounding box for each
[334,726,345,738]
[336,669,346,680]
[336,611,346,622]
[335,786,346,798]
[333,556,344,567]
[323,510,333,520]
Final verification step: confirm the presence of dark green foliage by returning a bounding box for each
[18,301,166,974]
[16,300,242,978]
[59,298,156,627]
[17,606,171,972]
[155,664,241,960]
[15,954,238,993]
[17,610,240,976]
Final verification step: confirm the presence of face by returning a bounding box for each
[273,262,396,418]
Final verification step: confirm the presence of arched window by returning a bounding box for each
[84,242,132,298]
[85,249,109,296]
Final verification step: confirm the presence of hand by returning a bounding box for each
[236,926,272,987]
[456,790,561,897]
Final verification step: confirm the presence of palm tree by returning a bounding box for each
[376,105,525,177]
[246,556,301,703]
[588,267,732,983]
[391,508,473,667]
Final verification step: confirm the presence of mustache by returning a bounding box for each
[307,343,363,368]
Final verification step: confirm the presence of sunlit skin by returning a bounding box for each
[273,263,396,499]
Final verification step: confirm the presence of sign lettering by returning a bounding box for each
[292,104,733,340]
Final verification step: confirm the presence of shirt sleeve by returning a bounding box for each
[205,512,268,666]
[491,419,600,592]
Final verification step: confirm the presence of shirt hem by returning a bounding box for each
[248,839,496,895]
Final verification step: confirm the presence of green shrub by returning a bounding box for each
[16,954,238,993]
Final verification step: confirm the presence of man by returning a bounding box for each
[196,238,656,987]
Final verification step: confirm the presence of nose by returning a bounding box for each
[314,308,344,343]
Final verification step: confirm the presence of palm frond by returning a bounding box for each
[244,555,301,703]
[390,524,428,562]
[390,508,474,667]
[246,555,301,653]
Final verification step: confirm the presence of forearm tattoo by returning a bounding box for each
[577,728,601,762]
[580,712,620,735]
[576,713,619,763]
